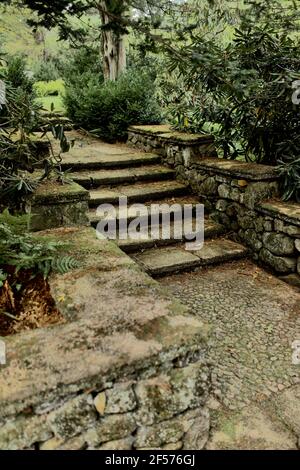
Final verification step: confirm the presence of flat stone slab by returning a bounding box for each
[129,125,214,144]
[88,195,202,226]
[0,227,209,418]
[129,125,172,135]
[70,165,175,187]
[134,239,247,275]
[89,181,188,206]
[259,199,300,226]
[61,152,161,171]
[89,188,122,205]
[197,158,279,181]
[117,218,225,253]
[120,181,187,201]
[31,181,89,204]
[193,239,247,264]
[49,130,140,156]
[135,246,200,275]
[158,132,214,144]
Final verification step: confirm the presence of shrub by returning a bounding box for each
[4,56,34,94]
[64,68,161,142]
[33,59,60,82]
[0,56,72,209]
[62,47,161,142]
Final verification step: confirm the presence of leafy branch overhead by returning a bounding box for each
[161,0,300,200]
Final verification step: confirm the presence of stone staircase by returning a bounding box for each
[62,146,248,276]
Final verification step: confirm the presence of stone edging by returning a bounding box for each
[195,158,279,182]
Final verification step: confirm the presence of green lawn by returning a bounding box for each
[38,95,65,113]
[34,79,65,113]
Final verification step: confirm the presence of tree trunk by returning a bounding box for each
[99,1,126,81]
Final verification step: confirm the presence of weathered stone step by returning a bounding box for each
[88,195,201,226]
[133,239,248,276]
[89,180,188,206]
[60,152,161,171]
[116,218,225,253]
[70,165,175,188]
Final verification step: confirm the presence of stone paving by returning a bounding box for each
[160,260,300,449]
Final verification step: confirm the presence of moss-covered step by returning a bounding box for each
[89,180,188,206]
[28,181,90,231]
[60,151,161,171]
[117,218,225,253]
[134,239,248,276]
[259,199,300,227]
[70,165,175,188]
[128,125,214,145]
[88,195,203,227]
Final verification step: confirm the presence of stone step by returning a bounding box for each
[89,195,201,226]
[60,152,161,171]
[89,180,188,206]
[133,238,248,276]
[70,165,175,188]
[116,218,225,253]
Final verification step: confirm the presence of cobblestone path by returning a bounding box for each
[160,260,300,449]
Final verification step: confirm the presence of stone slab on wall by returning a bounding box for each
[127,125,217,178]
[0,227,211,450]
[28,181,90,231]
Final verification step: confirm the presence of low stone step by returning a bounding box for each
[60,152,161,171]
[89,180,188,206]
[117,218,225,253]
[133,239,248,276]
[70,165,175,188]
[89,195,201,226]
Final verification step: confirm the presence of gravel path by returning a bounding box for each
[160,260,300,449]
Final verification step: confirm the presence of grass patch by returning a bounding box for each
[39,95,65,113]
[34,79,65,113]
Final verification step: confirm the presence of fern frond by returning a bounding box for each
[51,256,81,274]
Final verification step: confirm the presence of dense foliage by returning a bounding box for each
[163,0,300,200]
[0,55,72,209]
[63,49,161,141]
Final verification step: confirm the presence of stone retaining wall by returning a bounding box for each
[1,362,210,451]
[0,227,211,450]
[196,163,300,285]
[128,125,300,287]
[128,125,217,183]
[28,181,90,231]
